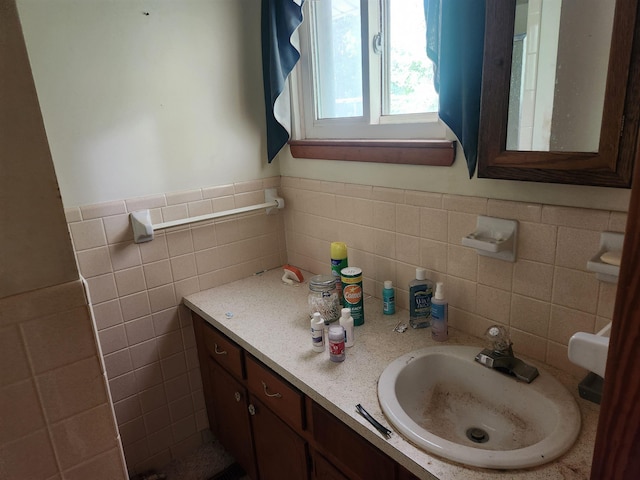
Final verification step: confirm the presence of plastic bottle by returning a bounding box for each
[409,268,433,329]
[330,242,348,302]
[328,325,346,362]
[311,312,325,352]
[430,282,449,341]
[382,280,395,315]
[339,308,355,347]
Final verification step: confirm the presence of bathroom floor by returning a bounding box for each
[143,440,249,480]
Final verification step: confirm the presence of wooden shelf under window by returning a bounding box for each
[288,139,456,166]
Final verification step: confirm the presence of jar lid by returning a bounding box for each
[309,274,337,292]
[341,266,362,277]
[329,324,345,334]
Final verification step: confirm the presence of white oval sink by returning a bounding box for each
[378,346,581,469]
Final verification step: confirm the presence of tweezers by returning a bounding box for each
[355,404,392,439]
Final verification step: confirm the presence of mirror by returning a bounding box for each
[478,0,640,187]
[508,0,614,152]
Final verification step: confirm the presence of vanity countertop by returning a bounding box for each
[184,268,599,480]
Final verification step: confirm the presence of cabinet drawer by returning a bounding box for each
[202,323,244,380]
[246,355,304,432]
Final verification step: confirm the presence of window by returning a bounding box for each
[290,0,453,165]
[294,0,445,141]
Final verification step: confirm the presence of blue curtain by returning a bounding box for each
[425,0,486,178]
[261,0,305,163]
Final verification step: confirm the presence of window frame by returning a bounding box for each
[289,0,455,166]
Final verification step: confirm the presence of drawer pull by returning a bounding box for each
[234,391,241,402]
[248,404,256,416]
[214,343,227,355]
[262,381,282,398]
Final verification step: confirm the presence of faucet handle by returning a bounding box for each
[484,325,512,353]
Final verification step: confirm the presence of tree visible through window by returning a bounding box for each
[304,0,438,127]
[386,0,438,115]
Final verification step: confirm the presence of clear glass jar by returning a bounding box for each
[308,275,340,323]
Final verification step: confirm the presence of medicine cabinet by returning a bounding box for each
[477,0,640,187]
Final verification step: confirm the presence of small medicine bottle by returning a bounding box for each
[382,280,395,315]
[328,325,346,362]
[311,312,325,352]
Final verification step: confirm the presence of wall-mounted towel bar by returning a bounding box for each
[130,188,284,243]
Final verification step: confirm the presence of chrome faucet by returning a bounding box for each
[474,325,539,383]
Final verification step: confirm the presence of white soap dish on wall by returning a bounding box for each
[586,232,624,283]
[462,216,518,262]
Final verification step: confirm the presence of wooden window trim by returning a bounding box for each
[288,139,456,166]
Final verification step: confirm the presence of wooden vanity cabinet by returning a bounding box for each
[192,312,422,480]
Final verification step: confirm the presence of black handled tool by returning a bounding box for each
[355,404,392,439]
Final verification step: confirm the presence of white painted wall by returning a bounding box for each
[17,0,276,207]
[17,0,630,213]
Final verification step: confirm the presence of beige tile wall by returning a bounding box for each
[65,177,285,475]
[63,173,624,474]
[281,176,625,376]
[0,280,126,480]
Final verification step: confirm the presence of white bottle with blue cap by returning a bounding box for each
[430,282,448,341]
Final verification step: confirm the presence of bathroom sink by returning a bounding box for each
[378,346,581,469]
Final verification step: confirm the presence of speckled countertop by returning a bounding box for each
[184,268,599,480]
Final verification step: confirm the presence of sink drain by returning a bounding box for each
[466,427,489,444]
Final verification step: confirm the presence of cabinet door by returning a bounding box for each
[249,395,309,480]
[209,359,257,480]
[312,402,395,480]
[311,449,349,480]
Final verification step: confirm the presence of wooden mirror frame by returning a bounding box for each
[477,0,640,187]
